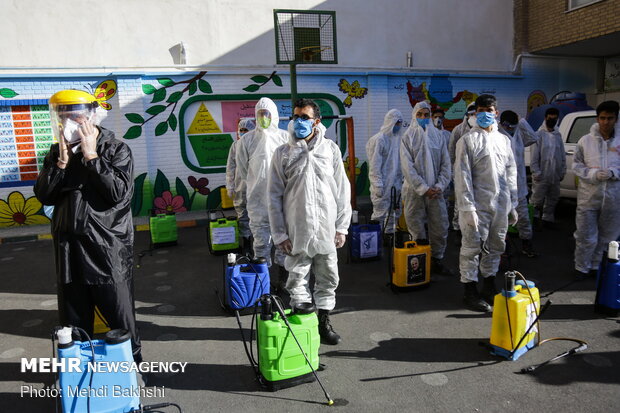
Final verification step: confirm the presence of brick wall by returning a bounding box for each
[522,0,620,52]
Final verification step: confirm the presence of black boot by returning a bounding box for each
[521,239,538,258]
[463,282,491,312]
[275,265,288,296]
[241,236,253,256]
[480,276,498,306]
[318,310,341,345]
[431,257,454,276]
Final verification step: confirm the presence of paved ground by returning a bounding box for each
[0,198,618,412]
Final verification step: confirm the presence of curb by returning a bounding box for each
[0,218,211,245]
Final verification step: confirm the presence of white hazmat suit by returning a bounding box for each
[400,102,451,259]
[235,98,288,266]
[268,122,352,310]
[573,123,620,274]
[226,118,255,238]
[455,122,518,283]
[530,123,566,223]
[449,110,475,231]
[366,109,404,232]
[500,118,539,240]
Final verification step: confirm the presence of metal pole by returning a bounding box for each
[345,117,356,210]
[290,64,298,109]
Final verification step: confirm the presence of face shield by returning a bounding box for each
[50,102,98,148]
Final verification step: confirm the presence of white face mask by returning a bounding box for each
[63,118,81,144]
[467,116,476,128]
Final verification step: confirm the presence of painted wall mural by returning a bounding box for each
[0,57,599,226]
[338,79,368,108]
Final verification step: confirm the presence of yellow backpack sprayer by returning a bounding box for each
[484,271,588,373]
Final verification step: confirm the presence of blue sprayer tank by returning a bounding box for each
[57,328,140,413]
[526,91,593,130]
[225,254,270,310]
[595,241,620,316]
[349,215,382,261]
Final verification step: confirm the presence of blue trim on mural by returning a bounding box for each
[0,99,48,106]
[0,180,34,188]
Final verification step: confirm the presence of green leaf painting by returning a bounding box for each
[198,79,213,94]
[142,84,156,95]
[243,84,260,92]
[168,113,178,131]
[151,88,167,103]
[0,88,19,98]
[175,177,190,208]
[153,169,170,198]
[155,121,168,136]
[123,125,142,139]
[125,113,145,124]
[167,91,183,103]
[146,105,167,116]
[131,172,147,215]
[158,78,175,87]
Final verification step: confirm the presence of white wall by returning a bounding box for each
[0,0,514,72]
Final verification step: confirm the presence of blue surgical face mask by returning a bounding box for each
[293,118,314,139]
[392,124,402,134]
[476,111,496,128]
[416,118,429,129]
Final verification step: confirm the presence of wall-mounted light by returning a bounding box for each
[169,42,188,65]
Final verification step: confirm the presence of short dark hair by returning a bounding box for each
[545,107,560,117]
[596,100,619,117]
[475,94,497,110]
[499,110,518,125]
[294,98,321,119]
[432,108,445,116]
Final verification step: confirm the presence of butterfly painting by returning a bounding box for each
[338,79,368,108]
[93,80,117,110]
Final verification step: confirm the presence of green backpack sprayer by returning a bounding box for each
[235,294,334,405]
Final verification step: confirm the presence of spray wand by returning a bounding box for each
[271,297,334,406]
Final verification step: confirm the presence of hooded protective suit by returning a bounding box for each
[454,122,518,283]
[448,110,475,230]
[530,123,566,223]
[573,122,620,273]
[268,122,352,310]
[34,126,141,361]
[235,98,289,266]
[366,109,404,231]
[400,101,451,259]
[226,118,255,238]
[500,118,539,240]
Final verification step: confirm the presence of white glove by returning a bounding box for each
[596,169,612,181]
[460,210,478,232]
[508,209,518,226]
[335,232,346,248]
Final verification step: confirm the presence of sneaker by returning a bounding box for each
[521,239,538,258]
[463,282,492,312]
[318,310,341,345]
[480,276,498,307]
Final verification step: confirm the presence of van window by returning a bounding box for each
[566,116,596,144]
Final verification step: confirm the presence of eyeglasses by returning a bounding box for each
[292,114,314,121]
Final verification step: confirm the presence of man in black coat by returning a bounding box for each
[34,90,141,362]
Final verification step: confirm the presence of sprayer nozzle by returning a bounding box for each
[327,400,334,406]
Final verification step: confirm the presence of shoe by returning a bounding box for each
[480,276,498,306]
[463,282,492,312]
[431,257,454,276]
[521,239,538,258]
[542,220,556,230]
[318,310,341,345]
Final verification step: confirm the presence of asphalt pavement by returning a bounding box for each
[0,198,618,412]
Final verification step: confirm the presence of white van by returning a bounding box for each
[557,110,597,198]
[525,110,597,199]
